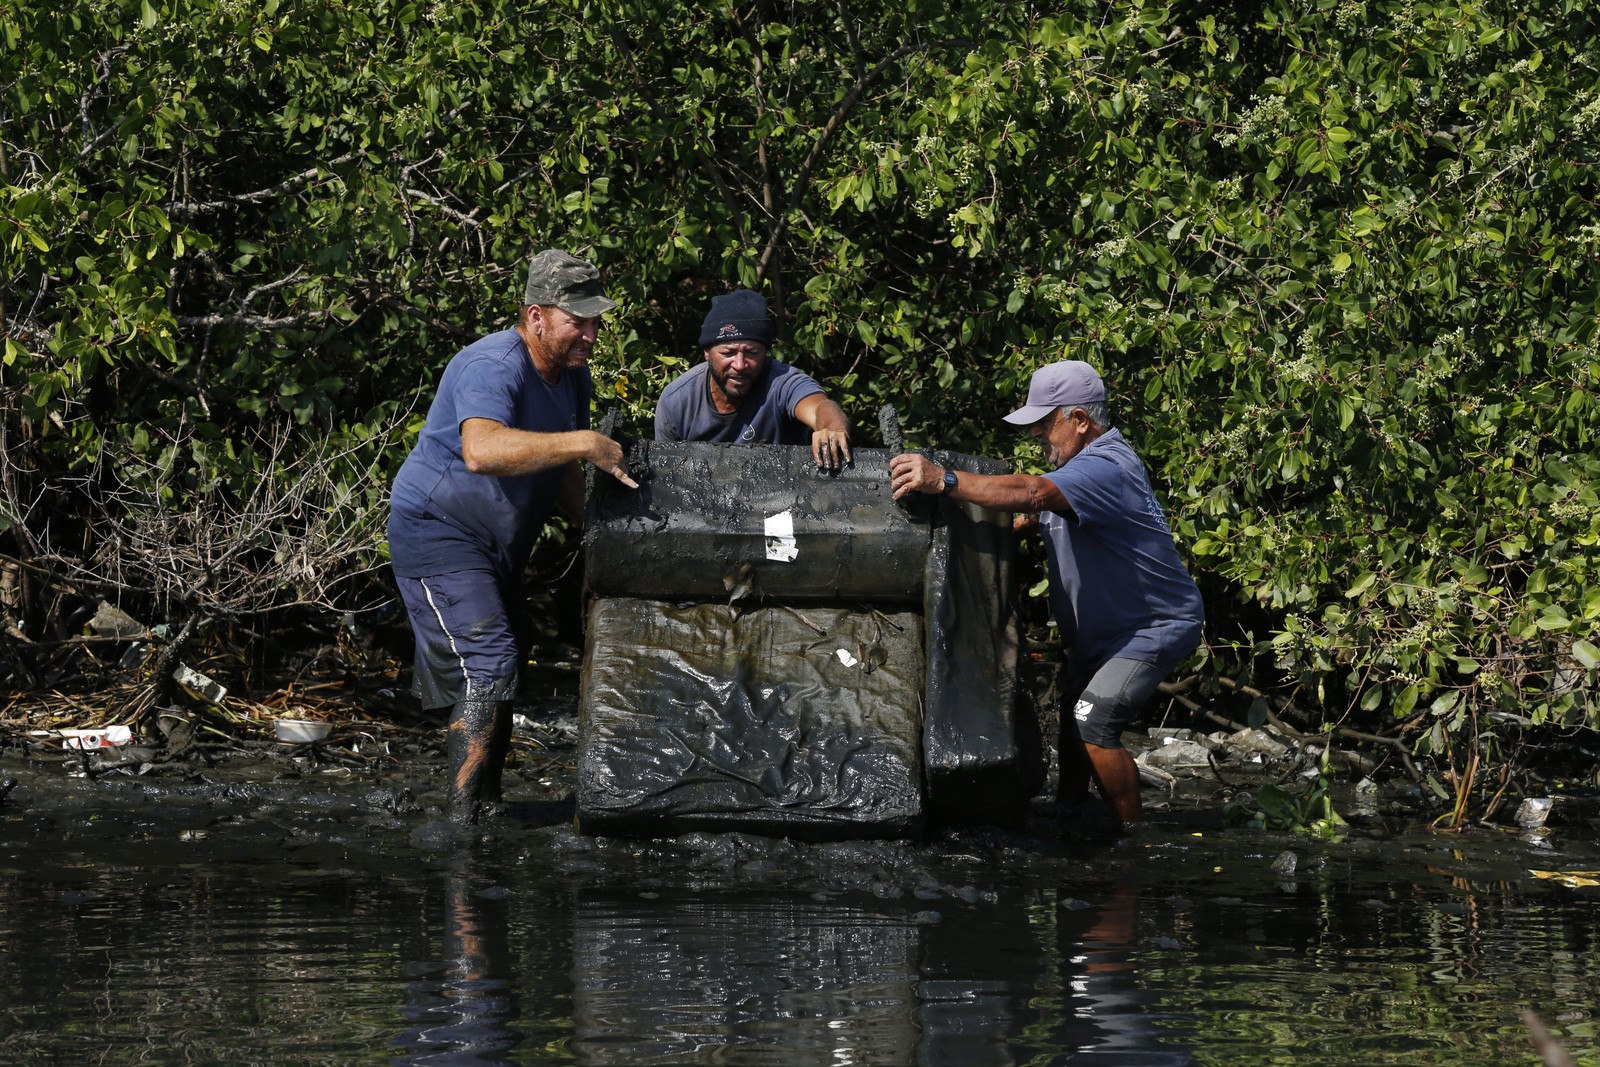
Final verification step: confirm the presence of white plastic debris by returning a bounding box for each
[764,510,798,562]
[1140,739,1214,770]
[59,726,133,750]
[1516,797,1554,829]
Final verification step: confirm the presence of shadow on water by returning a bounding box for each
[3,766,1600,1065]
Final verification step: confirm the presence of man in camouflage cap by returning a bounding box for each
[389,249,637,828]
[522,249,619,316]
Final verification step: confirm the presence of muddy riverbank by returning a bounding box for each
[8,617,1600,909]
[7,695,1595,871]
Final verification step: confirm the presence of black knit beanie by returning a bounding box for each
[698,289,776,347]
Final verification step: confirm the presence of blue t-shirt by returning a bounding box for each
[654,360,823,445]
[388,328,591,579]
[1039,427,1204,672]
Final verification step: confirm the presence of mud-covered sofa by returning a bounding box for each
[574,435,1042,840]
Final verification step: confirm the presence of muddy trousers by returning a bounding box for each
[447,699,513,825]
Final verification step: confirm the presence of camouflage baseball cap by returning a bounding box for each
[523,249,619,317]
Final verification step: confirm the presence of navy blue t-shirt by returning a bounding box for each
[1039,428,1204,672]
[388,328,590,579]
[654,360,822,445]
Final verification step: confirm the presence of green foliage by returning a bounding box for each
[5,0,1600,763]
[1225,749,1349,840]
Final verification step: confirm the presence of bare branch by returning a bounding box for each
[165,154,360,217]
[754,37,924,282]
[174,311,331,330]
[402,186,486,229]
[0,417,403,632]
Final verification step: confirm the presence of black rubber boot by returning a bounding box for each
[479,701,514,809]
[1055,719,1093,809]
[446,698,505,827]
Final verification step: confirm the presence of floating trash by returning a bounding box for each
[1516,797,1555,829]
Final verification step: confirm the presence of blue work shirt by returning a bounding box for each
[388,328,590,579]
[1039,428,1204,672]
[654,360,822,445]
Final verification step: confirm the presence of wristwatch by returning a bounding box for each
[941,469,957,495]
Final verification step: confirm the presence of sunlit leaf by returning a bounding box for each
[1530,870,1600,889]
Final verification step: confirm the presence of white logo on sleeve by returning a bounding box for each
[1074,698,1094,722]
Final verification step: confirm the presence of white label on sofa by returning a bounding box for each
[764,510,798,562]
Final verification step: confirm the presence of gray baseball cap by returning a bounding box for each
[1002,360,1107,425]
[523,249,619,317]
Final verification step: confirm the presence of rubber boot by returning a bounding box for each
[478,701,514,810]
[446,698,504,827]
[1055,718,1094,809]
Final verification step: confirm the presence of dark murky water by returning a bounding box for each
[2,764,1598,1065]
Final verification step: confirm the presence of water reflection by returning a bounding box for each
[1052,880,1191,1065]
[564,881,1191,1066]
[392,865,521,1065]
[5,803,1600,1066]
[571,894,922,1065]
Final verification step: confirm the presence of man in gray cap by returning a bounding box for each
[887,360,1203,831]
[388,249,639,827]
[655,289,853,472]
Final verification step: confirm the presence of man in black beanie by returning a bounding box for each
[654,289,852,472]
